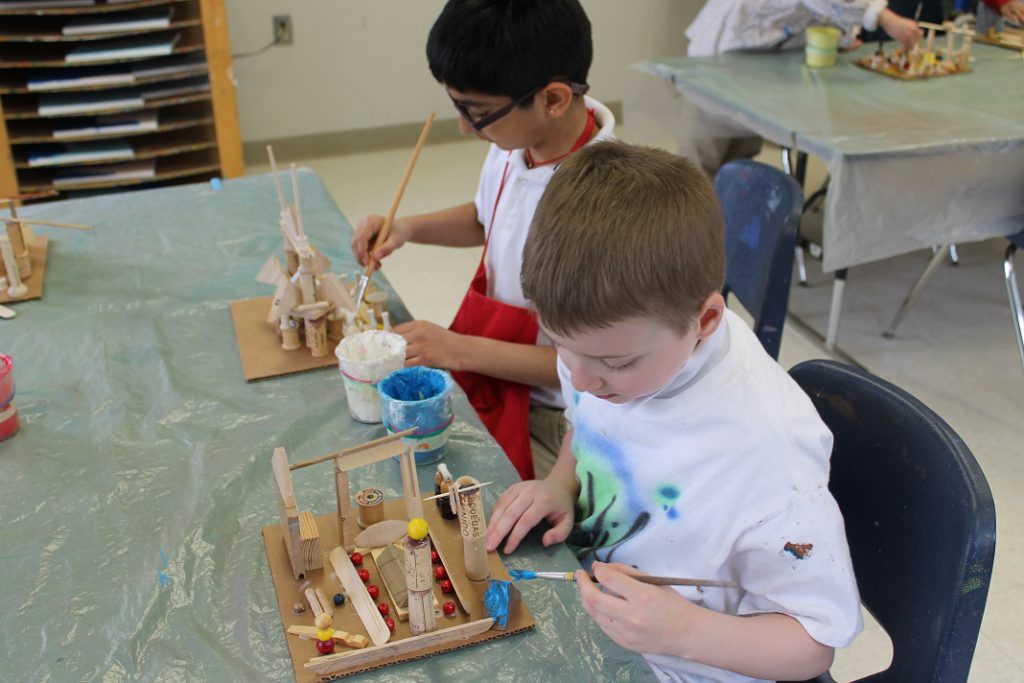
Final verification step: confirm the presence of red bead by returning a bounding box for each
[367,584,380,600]
[357,568,370,582]
[442,600,456,616]
[384,617,395,632]
[350,552,363,566]
[440,579,454,594]
[430,550,440,564]
[378,602,390,616]
[316,638,335,655]
[433,565,447,580]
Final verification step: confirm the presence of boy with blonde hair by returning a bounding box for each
[486,141,862,682]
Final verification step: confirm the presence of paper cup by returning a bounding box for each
[334,331,407,423]
[0,354,19,441]
[378,367,454,466]
[805,26,841,68]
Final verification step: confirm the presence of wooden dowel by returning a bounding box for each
[290,163,304,237]
[4,218,92,231]
[621,575,738,588]
[266,145,288,213]
[363,112,435,277]
[289,428,417,471]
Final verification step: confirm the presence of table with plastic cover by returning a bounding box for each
[636,43,1024,273]
[0,170,655,682]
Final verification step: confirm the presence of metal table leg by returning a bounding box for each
[883,243,953,339]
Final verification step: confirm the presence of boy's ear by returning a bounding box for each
[540,81,575,117]
[696,292,726,340]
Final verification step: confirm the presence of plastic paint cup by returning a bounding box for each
[805,26,842,68]
[378,367,454,466]
[334,331,407,423]
[0,354,19,441]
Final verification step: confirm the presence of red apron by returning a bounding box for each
[451,111,596,481]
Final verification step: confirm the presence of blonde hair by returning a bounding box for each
[521,140,724,336]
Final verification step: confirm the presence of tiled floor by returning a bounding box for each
[248,133,1023,682]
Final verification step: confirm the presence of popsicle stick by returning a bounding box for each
[329,547,391,647]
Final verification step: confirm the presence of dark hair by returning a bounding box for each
[426,0,592,99]
[522,141,725,336]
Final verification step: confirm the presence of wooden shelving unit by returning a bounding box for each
[0,0,242,199]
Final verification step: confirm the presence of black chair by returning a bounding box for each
[715,160,803,359]
[788,360,996,683]
[1003,229,1024,371]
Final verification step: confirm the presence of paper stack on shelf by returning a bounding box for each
[54,159,155,188]
[28,139,133,167]
[132,53,206,80]
[53,111,159,139]
[141,75,209,101]
[62,7,173,36]
[28,65,134,92]
[38,88,144,115]
[0,0,94,8]
[65,32,181,64]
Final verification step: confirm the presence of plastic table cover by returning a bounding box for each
[635,44,1024,271]
[0,170,654,682]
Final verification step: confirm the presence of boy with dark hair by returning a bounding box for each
[351,0,615,481]
[486,141,862,683]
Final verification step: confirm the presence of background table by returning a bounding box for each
[0,171,654,681]
[636,44,1024,273]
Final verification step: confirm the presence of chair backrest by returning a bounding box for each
[789,360,996,683]
[715,160,803,359]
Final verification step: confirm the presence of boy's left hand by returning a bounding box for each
[395,321,465,371]
[577,562,700,657]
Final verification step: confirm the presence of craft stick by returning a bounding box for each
[422,481,493,502]
[3,218,92,231]
[304,588,324,616]
[286,624,369,649]
[0,191,58,205]
[315,588,334,617]
[329,547,391,646]
[290,428,417,471]
[427,531,472,615]
[304,618,494,674]
[354,520,409,549]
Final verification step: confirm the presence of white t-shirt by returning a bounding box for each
[559,309,863,683]
[685,0,887,56]
[473,96,616,410]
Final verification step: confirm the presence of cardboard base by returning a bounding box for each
[0,236,48,304]
[853,58,972,80]
[262,500,534,682]
[229,296,340,382]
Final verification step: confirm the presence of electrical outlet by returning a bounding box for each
[272,15,293,45]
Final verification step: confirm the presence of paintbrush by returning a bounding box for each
[353,112,435,311]
[509,569,738,588]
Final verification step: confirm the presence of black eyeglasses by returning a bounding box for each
[449,81,590,132]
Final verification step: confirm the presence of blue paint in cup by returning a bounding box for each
[378,367,454,465]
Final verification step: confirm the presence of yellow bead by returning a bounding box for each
[317,628,333,640]
[407,518,429,541]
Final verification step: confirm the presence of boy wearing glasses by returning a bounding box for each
[351,0,615,481]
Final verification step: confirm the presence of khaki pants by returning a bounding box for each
[529,405,568,480]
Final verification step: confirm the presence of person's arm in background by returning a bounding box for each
[801,0,922,49]
[983,0,1024,24]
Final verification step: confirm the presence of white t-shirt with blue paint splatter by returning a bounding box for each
[560,309,863,683]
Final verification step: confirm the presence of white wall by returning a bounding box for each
[225,0,701,143]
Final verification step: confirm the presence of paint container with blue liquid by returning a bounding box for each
[378,367,454,466]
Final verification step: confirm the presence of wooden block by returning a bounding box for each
[272,447,305,580]
[299,511,322,572]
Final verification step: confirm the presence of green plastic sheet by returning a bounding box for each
[0,170,654,682]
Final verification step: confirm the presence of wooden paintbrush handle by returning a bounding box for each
[364,112,435,276]
[588,572,737,588]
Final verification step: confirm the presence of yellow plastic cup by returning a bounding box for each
[805,26,842,68]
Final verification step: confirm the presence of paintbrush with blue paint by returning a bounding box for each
[353,112,435,311]
[509,569,737,588]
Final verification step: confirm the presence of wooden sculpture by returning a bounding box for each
[855,21,974,79]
